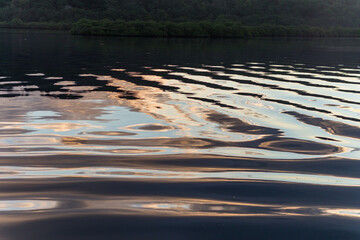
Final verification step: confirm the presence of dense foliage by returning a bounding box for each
[0,18,71,29]
[0,0,360,27]
[70,19,360,37]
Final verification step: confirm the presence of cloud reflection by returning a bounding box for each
[1,196,359,219]
[0,166,359,187]
[0,200,58,212]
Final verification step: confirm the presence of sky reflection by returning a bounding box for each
[0,166,359,187]
[0,34,360,239]
[0,200,58,212]
[1,197,359,220]
[0,59,359,158]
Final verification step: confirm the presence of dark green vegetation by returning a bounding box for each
[1,0,360,27]
[0,18,71,29]
[70,19,360,37]
[1,0,360,37]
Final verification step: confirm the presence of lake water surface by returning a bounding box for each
[0,30,359,239]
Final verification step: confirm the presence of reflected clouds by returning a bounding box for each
[1,33,360,239]
[0,196,359,219]
[1,166,359,187]
[0,200,58,212]
[28,122,100,132]
[0,54,357,157]
[1,58,358,158]
[286,111,360,140]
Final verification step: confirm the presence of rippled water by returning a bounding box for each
[0,30,359,239]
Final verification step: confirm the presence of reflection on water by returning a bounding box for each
[0,200,58,212]
[1,197,359,220]
[0,30,359,239]
[1,166,360,186]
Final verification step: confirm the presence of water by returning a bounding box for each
[0,30,359,239]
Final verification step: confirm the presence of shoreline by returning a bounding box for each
[1,20,360,38]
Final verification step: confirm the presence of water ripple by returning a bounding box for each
[1,34,360,239]
[0,166,359,187]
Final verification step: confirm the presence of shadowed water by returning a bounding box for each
[0,30,359,239]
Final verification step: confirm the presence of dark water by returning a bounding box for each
[0,30,360,239]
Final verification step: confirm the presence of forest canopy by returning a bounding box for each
[0,0,359,27]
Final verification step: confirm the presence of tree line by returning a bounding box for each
[69,19,360,38]
[0,0,359,27]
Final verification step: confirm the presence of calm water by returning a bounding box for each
[0,30,360,239]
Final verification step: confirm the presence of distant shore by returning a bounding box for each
[0,19,72,30]
[1,19,360,38]
[0,19,73,31]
